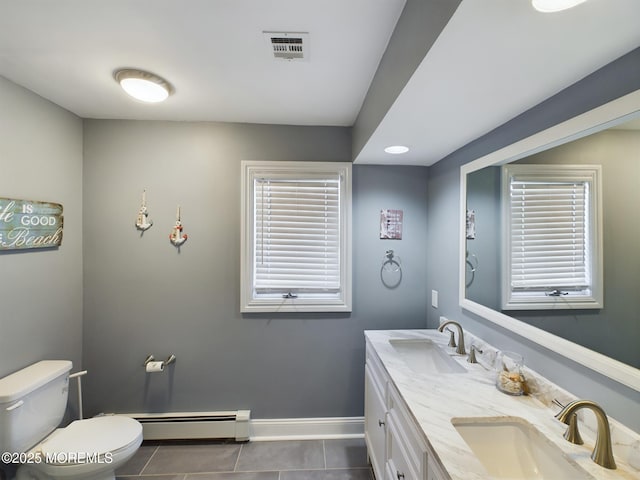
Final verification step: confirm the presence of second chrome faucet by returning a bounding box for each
[438,320,466,355]
[555,399,617,469]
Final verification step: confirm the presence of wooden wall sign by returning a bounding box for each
[0,197,63,251]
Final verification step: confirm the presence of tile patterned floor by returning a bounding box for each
[116,438,373,480]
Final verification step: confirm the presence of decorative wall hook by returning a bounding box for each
[135,189,153,231]
[169,205,188,246]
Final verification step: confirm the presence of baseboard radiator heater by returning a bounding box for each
[122,410,251,441]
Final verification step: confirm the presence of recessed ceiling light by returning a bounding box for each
[384,145,410,154]
[531,0,588,13]
[114,69,174,103]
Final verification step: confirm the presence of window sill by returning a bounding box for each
[502,295,603,310]
[241,300,352,313]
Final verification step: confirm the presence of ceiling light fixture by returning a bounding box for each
[384,145,410,154]
[114,68,174,103]
[531,0,588,13]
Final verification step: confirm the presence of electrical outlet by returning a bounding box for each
[431,290,438,308]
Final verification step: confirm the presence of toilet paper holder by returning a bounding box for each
[143,354,176,368]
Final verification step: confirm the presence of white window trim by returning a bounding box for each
[501,164,603,310]
[241,161,352,313]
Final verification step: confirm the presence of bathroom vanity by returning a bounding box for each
[364,328,640,480]
[365,335,448,480]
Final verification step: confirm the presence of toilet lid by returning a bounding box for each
[39,416,142,462]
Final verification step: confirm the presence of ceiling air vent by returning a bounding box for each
[263,32,309,61]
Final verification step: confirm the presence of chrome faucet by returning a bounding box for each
[555,399,616,469]
[467,345,483,364]
[438,321,466,355]
[445,328,457,348]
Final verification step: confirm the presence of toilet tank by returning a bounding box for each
[0,360,72,453]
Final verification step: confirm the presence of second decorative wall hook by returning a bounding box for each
[135,189,153,231]
[169,205,188,246]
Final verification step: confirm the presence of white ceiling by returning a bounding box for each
[0,0,405,126]
[355,0,640,165]
[1,0,639,166]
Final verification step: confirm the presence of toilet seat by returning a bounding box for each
[37,416,142,466]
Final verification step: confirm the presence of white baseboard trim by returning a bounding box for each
[249,416,364,441]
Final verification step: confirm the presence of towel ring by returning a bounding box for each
[381,250,402,288]
[466,252,478,288]
[465,252,478,287]
[466,252,478,273]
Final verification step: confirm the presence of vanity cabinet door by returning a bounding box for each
[365,363,387,479]
[386,410,420,480]
[386,458,415,480]
[387,384,428,478]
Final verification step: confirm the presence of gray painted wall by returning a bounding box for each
[425,48,640,431]
[82,119,428,418]
[464,166,500,309]
[0,78,83,390]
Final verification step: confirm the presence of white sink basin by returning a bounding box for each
[389,338,467,374]
[452,417,593,479]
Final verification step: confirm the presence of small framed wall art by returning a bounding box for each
[380,209,403,240]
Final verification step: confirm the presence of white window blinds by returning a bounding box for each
[254,176,340,294]
[241,161,352,313]
[501,164,602,310]
[509,179,589,291]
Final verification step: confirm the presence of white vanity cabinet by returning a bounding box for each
[365,341,448,480]
[365,343,388,477]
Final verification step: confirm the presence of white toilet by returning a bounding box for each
[0,361,142,480]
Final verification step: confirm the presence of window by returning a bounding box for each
[241,161,352,312]
[502,164,603,310]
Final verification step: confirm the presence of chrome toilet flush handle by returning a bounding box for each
[6,400,24,411]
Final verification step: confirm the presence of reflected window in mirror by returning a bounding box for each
[501,165,603,310]
[460,89,640,375]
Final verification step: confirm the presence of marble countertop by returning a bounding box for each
[365,328,640,480]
